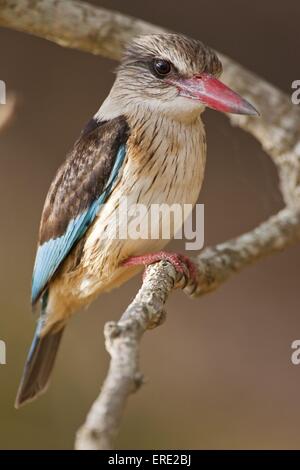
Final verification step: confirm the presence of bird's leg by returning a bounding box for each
[122,251,198,285]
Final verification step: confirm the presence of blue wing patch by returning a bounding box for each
[31,144,126,304]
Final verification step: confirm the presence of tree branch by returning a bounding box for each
[75,206,300,450]
[0,0,163,59]
[75,261,178,450]
[1,0,300,450]
[188,207,300,297]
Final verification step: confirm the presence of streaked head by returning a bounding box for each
[114,33,258,121]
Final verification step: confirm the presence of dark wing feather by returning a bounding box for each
[31,115,130,304]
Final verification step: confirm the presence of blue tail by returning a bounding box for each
[15,294,64,408]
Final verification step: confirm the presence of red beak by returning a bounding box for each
[171,72,259,116]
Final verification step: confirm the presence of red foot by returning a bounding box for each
[122,251,198,284]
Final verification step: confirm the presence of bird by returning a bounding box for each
[15,33,258,407]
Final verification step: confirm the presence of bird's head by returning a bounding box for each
[114,33,258,122]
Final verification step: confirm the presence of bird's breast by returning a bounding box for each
[126,113,206,206]
[88,115,205,247]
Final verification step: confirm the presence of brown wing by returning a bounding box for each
[31,115,130,303]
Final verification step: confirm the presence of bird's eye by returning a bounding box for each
[152,59,171,77]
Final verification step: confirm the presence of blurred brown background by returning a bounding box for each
[0,0,300,450]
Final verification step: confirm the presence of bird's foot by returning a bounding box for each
[122,251,198,287]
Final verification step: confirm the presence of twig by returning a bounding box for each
[1,0,300,450]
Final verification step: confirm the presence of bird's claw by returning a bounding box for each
[122,251,198,289]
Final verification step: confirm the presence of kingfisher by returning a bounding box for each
[15,33,258,407]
